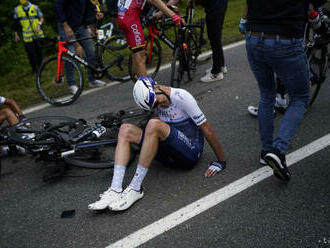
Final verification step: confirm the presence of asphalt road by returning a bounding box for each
[1,41,329,248]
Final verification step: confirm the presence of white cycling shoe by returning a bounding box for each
[88,188,121,210]
[109,187,144,211]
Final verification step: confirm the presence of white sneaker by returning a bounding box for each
[200,71,224,83]
[69,85,78,95]
[247,105,276,117]
[88,188,122,210]
[205,66,227,75]
[247,106,258,117]
[89,79,106,87]
[109,187,144,211]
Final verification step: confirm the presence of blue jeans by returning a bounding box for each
[246,34,310,153]
[58,23,97,85]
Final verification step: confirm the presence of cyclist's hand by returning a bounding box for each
[204,160,226,178]
[172,14,183,27]
[36,24,41,33]
[238,18,247,34]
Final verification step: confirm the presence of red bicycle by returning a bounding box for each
[36,35,129,106]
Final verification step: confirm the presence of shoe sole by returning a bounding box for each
[109,193,144,211]
[264,154,291,182]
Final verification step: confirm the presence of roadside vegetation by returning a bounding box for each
[0,0,246,109]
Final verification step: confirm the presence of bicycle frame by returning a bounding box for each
[55,37,124,83]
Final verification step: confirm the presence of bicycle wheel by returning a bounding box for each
[37,55,83,106]
[101,39,131,81]
[128,35,162,82]
[8,116,84,148]
[186,26,200,81]
[170,47,184,87]
[64,139,137,169]
[307,47,323,107]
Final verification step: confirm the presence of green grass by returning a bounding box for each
[0,0,245,109]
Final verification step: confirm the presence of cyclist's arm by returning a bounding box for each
[148,0,179,19]
[166,0,179,5]
[199,121,226,164]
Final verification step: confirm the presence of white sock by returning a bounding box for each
[129,164,148,191]
[110,165,126,192]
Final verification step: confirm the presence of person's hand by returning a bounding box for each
[204,160,226,178]
[96,12,104,20]
[18,114,27,123]
[171,14,183,27]
[14,32,20,42]
[63,23,74,40]
[36,24,41,33]
[238,18,247,34]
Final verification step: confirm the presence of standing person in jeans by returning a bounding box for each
[13,0,44,73]
[245,0,326,181]
[55,0,106,95]
[200,0,228,83]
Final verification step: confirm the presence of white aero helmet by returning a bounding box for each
[133,76,156,111]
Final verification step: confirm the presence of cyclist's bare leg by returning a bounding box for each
[0,108,19,126]
[132,50,147,77]
[115,123,143,166]
[138,119,170,168]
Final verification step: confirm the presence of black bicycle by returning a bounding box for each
[1,108,152,181]
[304,9,330,107]
[128,4,205,86]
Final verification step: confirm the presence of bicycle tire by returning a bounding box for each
[8,116,84,147]
[101,39,131,81]
[307,47,323,107]
[128,35,162,82]
[186,25,200,81]
[64,139,137,169]
[37,55,84,106]
[170,47,184,87]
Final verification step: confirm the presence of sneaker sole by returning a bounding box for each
[109,192,144,211]
[264,154,291,182]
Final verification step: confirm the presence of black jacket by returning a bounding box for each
[55,0,96,29]
[246,0,327,38]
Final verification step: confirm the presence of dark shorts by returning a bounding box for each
[140,120,204,169]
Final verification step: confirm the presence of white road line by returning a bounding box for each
[23,40,246,114]
[106,133,330,248]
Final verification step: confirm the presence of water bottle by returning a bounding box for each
[308,10,322,29]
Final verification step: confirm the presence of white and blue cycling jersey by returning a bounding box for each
[153,88,206,168]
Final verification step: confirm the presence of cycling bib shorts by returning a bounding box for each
[117,0,147,52]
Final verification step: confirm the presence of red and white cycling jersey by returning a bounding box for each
[117,0,147,51]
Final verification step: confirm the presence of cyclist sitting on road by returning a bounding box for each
[117,0,183,78]
[89,76,226,211]
[0,96,26,156]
